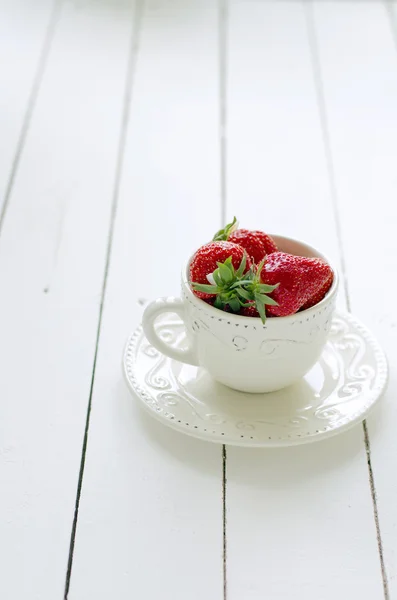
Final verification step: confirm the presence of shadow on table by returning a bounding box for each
[225,425,367,489]
[127,389,222,479]
[133,392,383,488]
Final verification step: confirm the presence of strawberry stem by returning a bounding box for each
[212,216,238,241]
[190,254,279,323]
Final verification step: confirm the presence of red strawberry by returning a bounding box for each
[190,241,251,300]
[229,229,278,262]
[240,304,259,318]
[260,252,333,317]
[213,218,278,263]
[228,229,267,263]
[250,230,278,255]
[300,271,333,311]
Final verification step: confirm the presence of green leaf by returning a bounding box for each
[225,257,235,276]
[217,261,233,283]
[247,269,256,282]
[191,283,219,294]
[228,298,241,312]
[257,294,278,306]
[230,279,254,289]
[236,288,254,301]
[235,252,247,278]
[256,258,266,279]
[213,269,223,287]
[212,216,238,241]
[214,296,224,309]
[257,283,279,293]
[256,300,267,324]
[212,228,225,242]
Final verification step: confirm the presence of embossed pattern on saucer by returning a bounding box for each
[123,312,388,447]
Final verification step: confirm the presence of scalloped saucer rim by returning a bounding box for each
[123,311,388,447]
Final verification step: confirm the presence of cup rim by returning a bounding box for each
[182,234,339,324]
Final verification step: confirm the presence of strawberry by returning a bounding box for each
[240,304,259,318]
[228,229,267,263]
[190,247,279,317]
[248,230,278,255]
[189,241,252,301]
[260,252,333,317]
[213,217,278,263]
[229,228,278,262]
[300,271,333,311]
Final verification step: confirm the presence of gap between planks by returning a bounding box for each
[304,2,390,598]
[219,1,228,598]
[219,0,228,228]
[0,0,62,239]
[63,1,143,597]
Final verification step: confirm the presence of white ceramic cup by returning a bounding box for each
[142,235,338,393]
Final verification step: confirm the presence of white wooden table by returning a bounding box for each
[1,0,396,598]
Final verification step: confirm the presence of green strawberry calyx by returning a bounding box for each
[212,216,238,241]
[191,255,279,324]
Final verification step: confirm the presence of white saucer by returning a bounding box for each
[123,311,388,447]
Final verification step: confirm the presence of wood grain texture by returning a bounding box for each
[313,0,397,594]
[0,1,133,598]
[225,2,384,598]
[0,0,56,223]
[68,1,223,599]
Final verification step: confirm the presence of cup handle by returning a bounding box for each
[142,297,199,366]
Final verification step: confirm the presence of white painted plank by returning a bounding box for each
[0,2,133,598]
[0,0,55,216]
[313,0,397,593]
[225,2,383,598]
[68,1,223,599]
[227,0,338,261]
[389,0,397,37]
